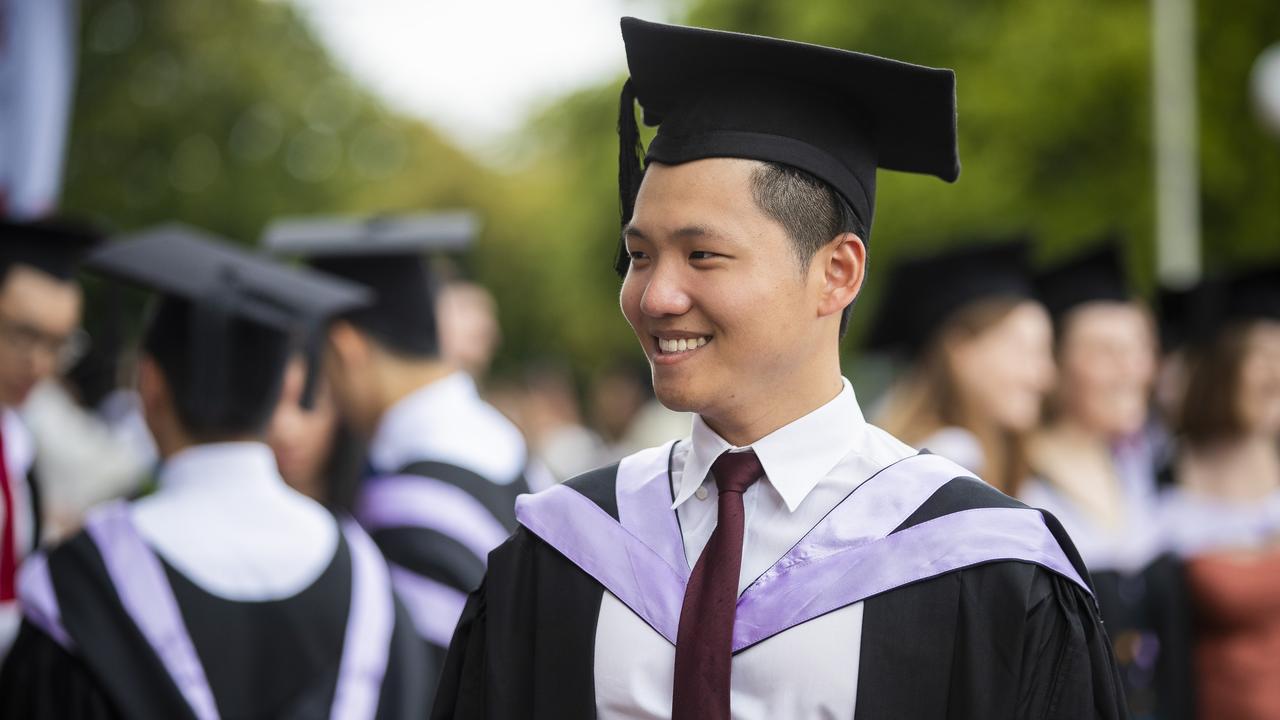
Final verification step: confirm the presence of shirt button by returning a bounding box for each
[695,487,709,501]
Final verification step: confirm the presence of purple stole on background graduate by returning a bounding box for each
[516,442,1090,652]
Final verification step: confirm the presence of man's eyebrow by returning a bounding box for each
[622,224,720,241]
[622,224,647,240]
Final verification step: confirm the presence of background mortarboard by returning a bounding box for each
[864,237,1036,358]
[1035,238,1132,324]
[85,223,371,412]
[263,211,478,357]
[1216,263,1280,326]
[0,217,102,281]
[615,17,960,274]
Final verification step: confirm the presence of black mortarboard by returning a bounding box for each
[263,212,478,357]
[85,224,371,412]
[1036,240,1132,323]
[615,17,960,274]
[1217,264,1280,326]
[864,237,1035,357]
[1155,280,1205,353]
[0,218,101,281]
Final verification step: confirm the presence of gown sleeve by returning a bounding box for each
[1014,570,1129,720]
[0,620,122,719]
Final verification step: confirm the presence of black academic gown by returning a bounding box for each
[0,527,429,719]
[433,459,1128,720]
[362,458,531,677]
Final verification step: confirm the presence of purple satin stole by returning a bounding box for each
[355,473,509,646]
[515,443,1090,652]
[17,502,395,720]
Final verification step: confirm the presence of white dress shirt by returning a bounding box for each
[367,371,525,483]
[594,378,917,719]
[130,442,338,601]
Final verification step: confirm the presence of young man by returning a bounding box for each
[433,18,1126,719]
[0,219,96,659]
[265,212,537,696]
[0,226,429,719]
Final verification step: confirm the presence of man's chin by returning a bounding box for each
[651,380,707,415]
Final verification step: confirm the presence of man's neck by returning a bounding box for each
[369,357,457,431]
[700,373,845,447]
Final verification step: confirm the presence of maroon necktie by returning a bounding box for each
[0,425,15,602]
[672,450,764,720]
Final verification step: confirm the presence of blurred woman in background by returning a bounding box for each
[1021,243,1193,720]
[871,238,1055,496]
[1160,266,1280,720]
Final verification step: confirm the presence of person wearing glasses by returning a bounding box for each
[0,219,98,660]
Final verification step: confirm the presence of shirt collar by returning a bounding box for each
[157,441,284,495]
[673,377,868,513]
[368,370,477,473]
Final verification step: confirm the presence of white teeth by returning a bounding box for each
[657,336,711,353]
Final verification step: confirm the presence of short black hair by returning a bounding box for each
[142,297,290,441]
[749,162,863,336]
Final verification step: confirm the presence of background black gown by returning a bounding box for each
[432,469,1128,719]
[0,530,429,719]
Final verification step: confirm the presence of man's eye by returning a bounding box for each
[689,251,718,260]
[628,250,648,261]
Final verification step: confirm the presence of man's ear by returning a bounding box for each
[327,320,369,373]
[816,232,866,320]
[137,354,170,421]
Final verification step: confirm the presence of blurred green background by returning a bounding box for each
[61,0,1280,382]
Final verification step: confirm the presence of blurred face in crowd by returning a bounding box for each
[948,301,1055,432]
[1056,301,1157,437]
[0,265,83,407]
[620,158,861,440]
[438,281,501,379]
[1237,320,1280,437]
[268,356,339,499]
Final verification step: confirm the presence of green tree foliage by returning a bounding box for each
[61,0,1280,377]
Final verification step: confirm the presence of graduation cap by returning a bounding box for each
[864,237,1036,357]
[1217,264,1280,326]
[1155,280,1206,353]
[0,217,101,281]
[1036,240,1132,323]
[615,17,960,274]
[84,224,372,414]
[263,211,478,357]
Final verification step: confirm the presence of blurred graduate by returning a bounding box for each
[0,227,429,719]
[265,212,534,700]
[1022,242,1193,719]
[0,219,96,659]
[1159,264,1280,720]
[433,18,1126,720]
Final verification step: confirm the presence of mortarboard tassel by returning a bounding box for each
[616,79,643,277]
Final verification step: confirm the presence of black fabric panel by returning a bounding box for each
[372,526,487,593]
[0,621,124,719]
[163,537,351,718]
[433,529,607,719]
[45,532,195,720]
[25,465,43,547]
[376,599,433,720]
[893,475,1024,532]
[857,561,1128,719]
[563,462,621,520]
[397,460,529,531]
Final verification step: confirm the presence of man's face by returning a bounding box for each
[620,158,829,425]
[0,265,83,406]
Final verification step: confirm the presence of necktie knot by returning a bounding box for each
[711,450,763,496]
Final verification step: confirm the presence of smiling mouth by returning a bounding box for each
[654,336,712,355]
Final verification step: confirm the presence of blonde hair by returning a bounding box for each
[877,297,1034,496]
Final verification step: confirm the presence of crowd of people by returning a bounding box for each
[0,14,1275,720]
